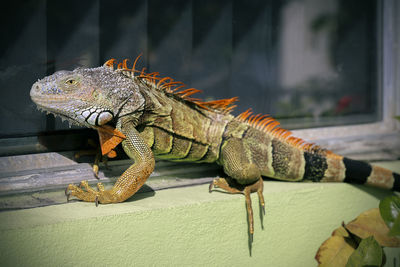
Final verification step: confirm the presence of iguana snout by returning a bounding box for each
[30,70,114,127]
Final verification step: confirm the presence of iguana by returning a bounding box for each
[30,56,400,241]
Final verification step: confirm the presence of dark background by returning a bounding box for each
[0,0,377,140]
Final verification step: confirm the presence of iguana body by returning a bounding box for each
[30,57,400,240]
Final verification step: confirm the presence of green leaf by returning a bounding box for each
[389,216,400,236]
[379,195,400,236]
[395,116,400,121]
[346,236,383,267]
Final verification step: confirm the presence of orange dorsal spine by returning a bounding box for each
[103,56,329,155]
[236,108,325,154]
[104,56,238,114]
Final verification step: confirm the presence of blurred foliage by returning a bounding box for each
[310,0,375,67]
[379,196,400,237]
[346,236,382,267]
[316,195,400,266]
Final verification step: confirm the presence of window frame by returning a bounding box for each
[292,0,400,161]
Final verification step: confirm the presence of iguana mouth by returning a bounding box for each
[35,104,86,128]
[31,87,114,128]
[35,103,114,129]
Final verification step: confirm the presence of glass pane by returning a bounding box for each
[0,0,47,136]
[275,0,378,128]
[0,0,378,139]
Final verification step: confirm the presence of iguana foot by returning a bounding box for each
[209,177,265,241]
[91,151,111,178]
[209,177,242,193]
[92,151,101,179]
[74,139,109,179]
[65,180,115,206]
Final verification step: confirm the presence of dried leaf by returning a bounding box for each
[379,195,400,236]
[96,125,126,157]
[333,226,350,238]
[345,236,383,267]
[315,226,356,267]
[345,208,400,247]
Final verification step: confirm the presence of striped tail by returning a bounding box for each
[304,151,400,191]
[232,109,399,191]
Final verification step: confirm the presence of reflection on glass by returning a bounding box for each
[0,0,378,137]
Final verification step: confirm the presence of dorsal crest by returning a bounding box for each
[103,56,237,114]
[236,109,326,154]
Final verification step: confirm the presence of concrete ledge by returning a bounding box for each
[0,162,399,266]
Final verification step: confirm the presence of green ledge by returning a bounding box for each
[0,161,399,266]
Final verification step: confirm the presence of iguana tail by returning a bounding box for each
[234,109,400,191]
[309,152,400,191]
[268,142,400,191]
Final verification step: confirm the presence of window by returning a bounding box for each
[0,0,399,209]
[0,0,387,136]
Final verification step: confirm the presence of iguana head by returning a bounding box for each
[30,66,144,128]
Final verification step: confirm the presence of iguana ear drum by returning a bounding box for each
[96,111,114,125]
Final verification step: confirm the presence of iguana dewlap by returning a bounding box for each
[30,57,400,241]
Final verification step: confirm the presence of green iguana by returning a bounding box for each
[30,56,400,241]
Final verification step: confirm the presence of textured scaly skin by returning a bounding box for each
[30,59,400,240]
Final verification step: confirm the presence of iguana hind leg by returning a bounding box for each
[210,138,265,242]
[210,177,264,242]
[66,124,155,204]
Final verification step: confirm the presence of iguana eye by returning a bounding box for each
[65,78,77,85]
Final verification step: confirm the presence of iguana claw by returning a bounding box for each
[208,179,216,193]
[65,181,99,203]
[65,187,71,202]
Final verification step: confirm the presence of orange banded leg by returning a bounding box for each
[65,124,155,205]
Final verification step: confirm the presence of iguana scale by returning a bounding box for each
[30,56,400,241]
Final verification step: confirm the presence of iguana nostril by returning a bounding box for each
[30,82,40,97]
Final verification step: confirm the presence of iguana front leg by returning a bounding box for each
[66,122,155,204]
